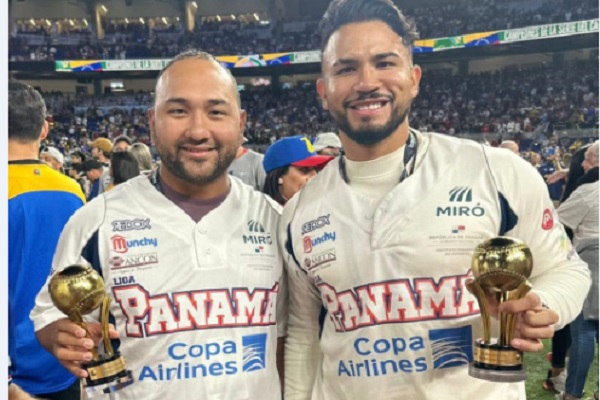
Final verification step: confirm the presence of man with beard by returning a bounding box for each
[31,50,286,400]
[280,1,591,399]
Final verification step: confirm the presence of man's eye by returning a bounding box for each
[168,109,186,115]
[336,67,354,75]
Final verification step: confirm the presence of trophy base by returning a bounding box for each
[468,339,526,383]
[83,353,135,397]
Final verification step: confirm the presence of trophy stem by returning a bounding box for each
[69,310,99,360]
[466,280,491,344]
[101,297,115,356]
[499,292,509,346]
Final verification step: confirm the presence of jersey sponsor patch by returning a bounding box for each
[301,214,331,235]
[138,333,268,382]
[112,218,152,232]
[111,235,158,254]
[542,208,554,230]
[336,326,473,378]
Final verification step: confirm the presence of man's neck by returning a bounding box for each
[159,167,230,199]
[341,123,410,162]
[8,140,40,162]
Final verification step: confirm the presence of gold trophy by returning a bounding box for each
[49,265,134,397]
[466,237,533,382]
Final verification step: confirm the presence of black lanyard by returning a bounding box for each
[339,130,418,184]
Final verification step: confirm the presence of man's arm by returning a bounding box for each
[488,149,591,329]
[279,202,323,400]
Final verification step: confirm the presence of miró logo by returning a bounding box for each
[436,186,485,217]
[243,220,272,246]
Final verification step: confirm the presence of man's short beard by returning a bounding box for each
[332,103,411,147]
[157,145,237,185]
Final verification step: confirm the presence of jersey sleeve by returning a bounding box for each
[487,149,591,329]
[256,156,267,192]
[556,189,588,231]
[30,196,107,332]
[279,196,323,400]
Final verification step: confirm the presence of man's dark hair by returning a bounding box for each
[9,81,47,143]
[154,49,240,107]
[319,0,419,52]
[262,166,290,206]
[110,151,140,185]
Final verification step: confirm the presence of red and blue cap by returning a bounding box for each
[263,136,334,173]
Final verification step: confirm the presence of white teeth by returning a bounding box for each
[355,102,384,110]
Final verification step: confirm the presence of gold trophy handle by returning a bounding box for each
[466,280,491,344]
[68,310,99,360]
[101,296,115,356]
[503,282,532,345]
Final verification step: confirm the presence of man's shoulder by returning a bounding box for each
[9,163,84,202]
[230,176,282,216]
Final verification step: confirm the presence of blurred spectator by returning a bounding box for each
[262,136,333,205]
[499,140,520,154]
[113,135,132,152]
[39,146,64,172]
[106,151,140,191]
[129,142,154,176]
[313,132,343,156]
[82,159,104,201]
[228,143,267,191]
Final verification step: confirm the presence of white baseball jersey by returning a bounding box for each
[32,175,285,400]
[281,131,591,400]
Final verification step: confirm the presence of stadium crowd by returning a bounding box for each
[9,0,598,60]
[38,60,598,150]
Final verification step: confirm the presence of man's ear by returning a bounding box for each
[317,78,329,110]
[39,120,49,141]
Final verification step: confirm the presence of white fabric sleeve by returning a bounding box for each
[487,150,591,329]
[279,199,323,400]
[277,265,289,338]
[256,157,267,192]
[30,197,106,332]
[556,190,587,230]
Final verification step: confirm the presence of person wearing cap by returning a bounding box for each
[40,146,65,173]
[262,136,333,206]
[69,150,86,166]
[89,137,113,194]
[313,131,343,157]
[82,159,105,201]
[113,135,133,153]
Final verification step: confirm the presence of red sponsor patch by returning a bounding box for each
[303,236,313,253]
[542,209,554,230]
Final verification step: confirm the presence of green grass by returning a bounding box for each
[525,340,599,400]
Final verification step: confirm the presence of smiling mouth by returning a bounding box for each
[349,101,389,111]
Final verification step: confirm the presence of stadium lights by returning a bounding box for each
[192,1,198,8]
[83,19,88,26]
[69,19,74,26]
[253,13,260,21]
[216,15,221,22]
[139,17,145,24]
[125,18,129,24]
[162,17,168,24]
[30,18,35,25]
[46,19,51,26]
[231,14,236,20]
[101,5,107,12]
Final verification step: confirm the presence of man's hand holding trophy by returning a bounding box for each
[467,237,559,382]
[47,265,135,397]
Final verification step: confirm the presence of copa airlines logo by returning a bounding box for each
[436,187,485,217]
[318,271,479,332]
[337,326,473,378]
[113,283,279,337]
[138,333,268,381]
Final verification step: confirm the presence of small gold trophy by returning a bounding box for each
[49,265,134,397]
[466,237,533,382]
